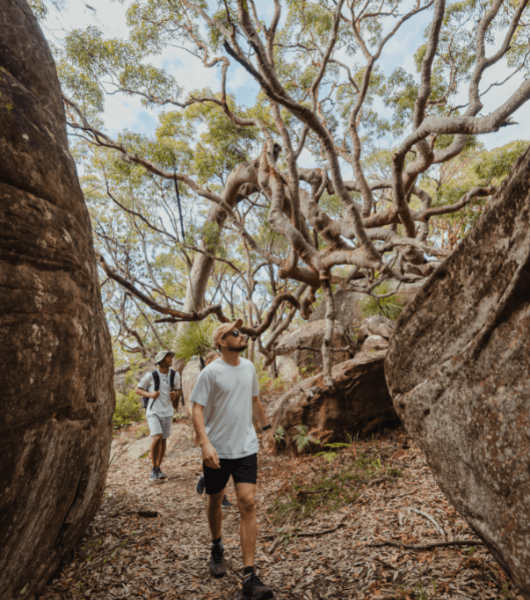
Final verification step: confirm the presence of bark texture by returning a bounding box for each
[386,146,530,596]
[0,3,114,599]
[267,349,397,453]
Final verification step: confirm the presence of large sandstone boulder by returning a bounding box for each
[309,289,366,327]
[0,4,114,599]
[267,349,397,452]
[275,319,351,367]
[276,355,299,383]
[181,357,201,406]
[386,146,530,596]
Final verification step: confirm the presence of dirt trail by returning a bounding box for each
[41,420,521,600]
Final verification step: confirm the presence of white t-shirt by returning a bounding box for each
[190,357,259,459]
[138,369,181,418]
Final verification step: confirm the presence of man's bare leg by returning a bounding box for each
[207,488,225,540]
[157,439,167,468]
[235,482,257,568]
[151,434,163,468]
[235,482,273,597]
[207,488,227,577]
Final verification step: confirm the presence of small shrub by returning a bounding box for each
[256,363,289,394]
[274,425,286,444]
[293,424,321,453]
[113,390,143,429]
[360,280,403,321]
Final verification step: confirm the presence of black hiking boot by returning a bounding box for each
[209,544,226,578]
[149,467,158,481]
[242,573,274,599]
[157,467,167,479]
[222,495,232,508]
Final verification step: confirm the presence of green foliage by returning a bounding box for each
[173,320,215,361]
[359,281,404,321]
[113,390,143,429]
[315,442,353,464]
[474,140,530,182]
[293,424,321,453]
[274,425,286,444]
[27,0,48,19]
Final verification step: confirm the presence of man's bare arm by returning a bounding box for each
[252,395,268,427]
[253,395,275,454]
[191,403,221,469]
[170,389,181,411]
[135,387,159,399]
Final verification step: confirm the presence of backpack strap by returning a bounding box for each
[148,370,160,411]
[169,368,176,390]
[152,370,160,391]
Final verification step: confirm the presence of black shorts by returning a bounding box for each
[203,453,257,495]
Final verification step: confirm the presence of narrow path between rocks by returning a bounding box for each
[41,420,521,600]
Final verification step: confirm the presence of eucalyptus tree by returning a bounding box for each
[53,0,530,380]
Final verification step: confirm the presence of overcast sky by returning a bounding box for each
[41,0,529,155]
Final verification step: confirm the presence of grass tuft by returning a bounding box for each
[173,320,215,362]
[359,280,404,321]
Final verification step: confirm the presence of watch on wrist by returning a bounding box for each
[262,424,272,431]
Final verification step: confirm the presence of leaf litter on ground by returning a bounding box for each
[41,397,523,600]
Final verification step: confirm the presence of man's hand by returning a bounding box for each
[263,430,276,455]
[151,391,160,399]
[201,441,221,469]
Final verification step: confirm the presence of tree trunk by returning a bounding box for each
[0,4,114,599]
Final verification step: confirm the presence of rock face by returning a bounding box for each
[275,319,351,367]
[181,358,201,407]
[358,315,395,344]
[386,146,530,596]
[0,4,114,600]
[276,355,299,383]
[309,289,366,328]
[268,349,397,452]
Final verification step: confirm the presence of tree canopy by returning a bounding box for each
[37,0,530,377]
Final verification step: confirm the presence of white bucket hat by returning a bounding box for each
[154,350,175,364]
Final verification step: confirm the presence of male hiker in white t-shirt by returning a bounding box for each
[190,319,275,600]
[135,350,181,481]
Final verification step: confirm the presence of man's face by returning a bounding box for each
[222,329,248,353]
[162,354,174,368]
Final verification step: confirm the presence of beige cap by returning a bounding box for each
[212,319,243,349]
[154,350,175,364]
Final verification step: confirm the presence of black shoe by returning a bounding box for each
[242,573,274,599]
[222,495,232,508]
[149,468,158,481]
[209,545,226,578]
[157,467,167,479]
[196,475,206,495]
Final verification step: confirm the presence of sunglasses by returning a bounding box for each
[222,330,241,339]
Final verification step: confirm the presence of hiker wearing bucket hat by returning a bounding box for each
[190,319,275,599]
[135,350,181,481]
